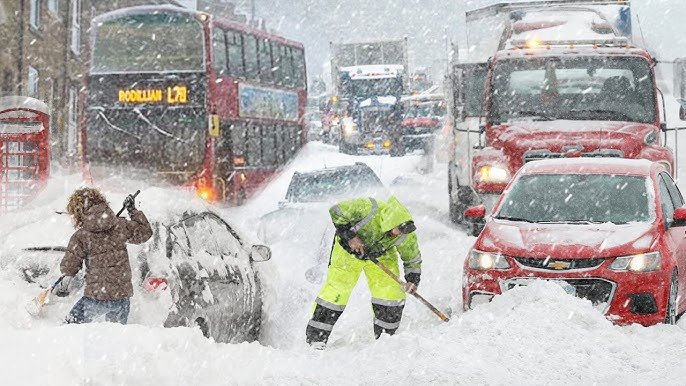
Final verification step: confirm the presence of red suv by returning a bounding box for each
[462,158,686,325]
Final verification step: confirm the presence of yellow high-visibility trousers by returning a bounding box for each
[306,238,406,344]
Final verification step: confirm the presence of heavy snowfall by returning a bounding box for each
[2,0,686,385]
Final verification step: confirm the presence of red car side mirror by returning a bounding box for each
[464,205,486,220]
[673,207,686,225]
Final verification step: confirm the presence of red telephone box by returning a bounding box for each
[0,96,50,211]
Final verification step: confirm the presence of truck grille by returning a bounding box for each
[515,257,605,271]
[523,149,624,163]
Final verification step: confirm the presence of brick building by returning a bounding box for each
[0,0,244,167]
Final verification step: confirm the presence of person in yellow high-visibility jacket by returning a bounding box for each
[306,196,422,347]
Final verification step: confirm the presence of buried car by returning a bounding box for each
[462,158,686,326]
[257,162,387,244]
[5,201,271,343]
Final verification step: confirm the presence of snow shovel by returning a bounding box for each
[116,190,140,217]
[25,275,65,317]
[367,256,450,322]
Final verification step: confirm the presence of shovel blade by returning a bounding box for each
[25,289,50,317]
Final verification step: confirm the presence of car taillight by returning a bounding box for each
[144,277,168,291]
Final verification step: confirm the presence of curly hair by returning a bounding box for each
[66,187,108,228]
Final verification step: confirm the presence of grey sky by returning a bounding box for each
[222,0,686,83]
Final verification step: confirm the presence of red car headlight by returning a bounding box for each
[609,252,661,272]
[468,249,511,270]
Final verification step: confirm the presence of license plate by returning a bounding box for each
[550,280,577,296]
[506,279,577,296]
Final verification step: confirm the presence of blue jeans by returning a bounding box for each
[65,296,130,324]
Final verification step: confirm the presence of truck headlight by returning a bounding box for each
[478,165,510,183]
[609,252,661,272]
[468,249,511,270]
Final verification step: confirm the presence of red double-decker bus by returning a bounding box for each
[85,5,307,203]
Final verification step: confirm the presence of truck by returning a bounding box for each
[329,39,409,155]
[447,0,678,232]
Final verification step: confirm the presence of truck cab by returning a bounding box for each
[337,65,405,155]
[448,2,675,228]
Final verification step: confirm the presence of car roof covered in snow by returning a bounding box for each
[520,158,663,177]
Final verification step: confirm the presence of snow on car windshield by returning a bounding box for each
[289,169,382,202]
[496,174,653,224]
[490,56,657,124]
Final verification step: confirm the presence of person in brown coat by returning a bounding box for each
[59,187,152,324]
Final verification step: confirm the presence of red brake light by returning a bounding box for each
[144,277,168,291]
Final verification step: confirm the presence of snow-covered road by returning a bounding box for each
[3,142,686,384]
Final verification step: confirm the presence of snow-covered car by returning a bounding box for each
[462,158,686,326]
[257,162,388,246]
[4,202,271,343]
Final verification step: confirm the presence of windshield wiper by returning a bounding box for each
[538,219,606,225]
[558,109,635,122]
[508,111,555,121]
[494,216,537,223]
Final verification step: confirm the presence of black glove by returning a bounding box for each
[54,276,72,297]
[405,272,421,287]
[123,194,136,213]
[334,224,356,243]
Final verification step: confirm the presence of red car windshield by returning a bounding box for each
[495,174,653,224]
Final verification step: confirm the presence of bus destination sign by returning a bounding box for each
[118,85,188,105]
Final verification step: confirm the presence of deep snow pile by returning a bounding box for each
[4,281,686,384]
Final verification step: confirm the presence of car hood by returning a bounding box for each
[477,220,658,259]
[492,120,657,157]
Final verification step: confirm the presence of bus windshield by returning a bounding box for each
[91,12,205,74]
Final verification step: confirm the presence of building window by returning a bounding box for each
[48,0,59,16]
[70,0,81,55]
[30,0,40,29]
[1,71,12,95]
[28,66,38,97]
[67,87,78,154]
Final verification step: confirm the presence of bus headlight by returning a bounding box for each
[342,121,358,138]
[609,252,661,272]
[468,250,510,270]
[478,165,510,183]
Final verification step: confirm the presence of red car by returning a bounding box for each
[462,158,686,326]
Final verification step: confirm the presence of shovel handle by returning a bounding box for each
[50,275,65,290]
[368,256,450,322]
[116,190,141,217]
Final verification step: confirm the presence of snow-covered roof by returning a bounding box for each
[341,64,404,80]
[505,9,625,48]
[0,96,50,115]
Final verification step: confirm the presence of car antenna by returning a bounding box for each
[636,14,648,49]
